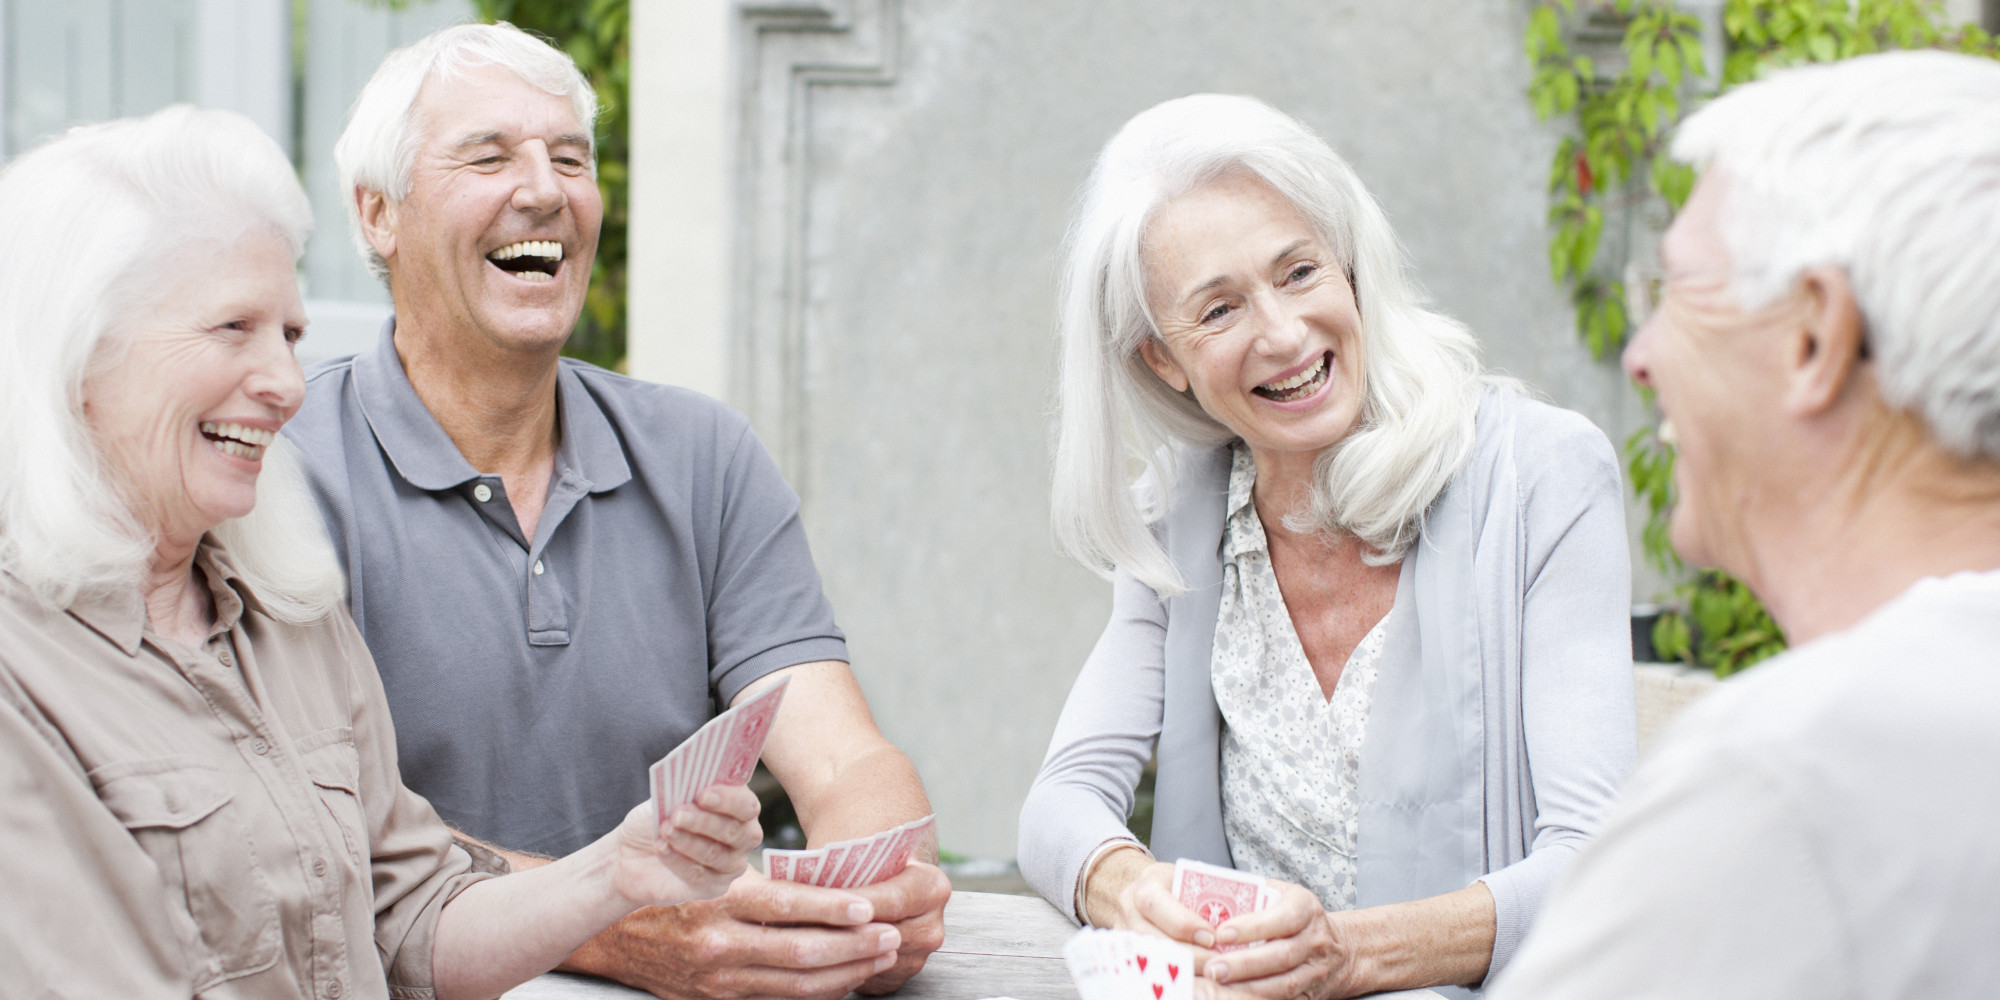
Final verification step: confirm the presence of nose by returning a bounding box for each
[1622,315,1655,389]
[247,327,307,418]
[1250,288,1309,358]
[512,141,568,215]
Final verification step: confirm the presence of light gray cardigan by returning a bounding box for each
[1018,389,1638,990]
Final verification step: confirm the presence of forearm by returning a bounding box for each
[790,743,936,859]
[1336,882,1495,993]
[431,836,636,1000]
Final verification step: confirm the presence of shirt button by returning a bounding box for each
[533,560,545,576]
[217,649,233,666]
[326,980,342,999]
[473,483,493,503]
[313,858,327,878]
[252,738,269,755]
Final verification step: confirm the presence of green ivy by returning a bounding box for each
[1529,0,1998,674]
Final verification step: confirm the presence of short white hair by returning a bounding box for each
[335,21,598,282]
[1674,50,2000,461]
[0,105,344,623]
[1052,94,1486,595]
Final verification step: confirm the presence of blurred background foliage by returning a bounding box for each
[1528,0,1999,676]
[365,0,631,371]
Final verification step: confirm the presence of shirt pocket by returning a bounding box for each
[94,759,281,990]
[298,728,368,876]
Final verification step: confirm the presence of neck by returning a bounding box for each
[392,316,561,478]
[1248,445,1323,545]
[1738,413,2000,646]
[142,535,210,648]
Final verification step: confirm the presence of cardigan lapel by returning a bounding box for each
[1151,445,1234,867]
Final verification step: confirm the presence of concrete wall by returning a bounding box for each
[633,0,1650,860]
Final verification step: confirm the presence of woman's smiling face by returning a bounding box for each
[82,229,308,548]
[1139,171,1365,462]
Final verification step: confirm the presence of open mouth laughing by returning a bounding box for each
[486,240,564,282]
[200,421,274,461]
[1253,352,1332,403]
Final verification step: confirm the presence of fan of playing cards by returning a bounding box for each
[1064,928,1194,1000]
[763,814,935,889]
[649,677,790,836]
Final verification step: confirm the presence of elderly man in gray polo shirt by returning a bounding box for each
[284,23,949,1000]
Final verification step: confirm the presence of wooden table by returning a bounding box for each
[504,891,1442,1000]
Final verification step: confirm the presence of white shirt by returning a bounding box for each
[1491,569,2000,999]
[1212,444,1391,910]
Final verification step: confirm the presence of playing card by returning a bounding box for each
[647,677,791,835]
[1064,928,1192,1000]
[763,813,936,887]
[1172,859,1274,952]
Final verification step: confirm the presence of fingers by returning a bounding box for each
[850,861,952,923]
[1127,866,1216,949]
[1212,883,1316,947]
[1202,935,1309,986]
[661,786,764,874]
[729,873,878,927]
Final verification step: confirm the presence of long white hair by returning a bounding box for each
[1052,94,1485,595]
[0,105,345,623]
[1674,50,2000,463]
[335,21,598,282]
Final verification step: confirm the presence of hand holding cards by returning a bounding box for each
[1172,859,1276,952]
[1065,928,1194,1000]
[763,814,935,889]
[649,677,790,836]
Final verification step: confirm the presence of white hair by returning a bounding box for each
[1674,50,2000,462]
[0,105,344,623]
[1052,94,1485,595]
[335,21,598,282]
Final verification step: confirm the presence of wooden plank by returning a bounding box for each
[934,890,1078,959]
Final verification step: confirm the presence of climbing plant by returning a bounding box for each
[1527,0,1999,676]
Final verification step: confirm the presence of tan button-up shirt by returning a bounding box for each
[0,541,489,999]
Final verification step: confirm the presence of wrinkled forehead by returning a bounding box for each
[410,60,591,152]
[1661,170,1735,272]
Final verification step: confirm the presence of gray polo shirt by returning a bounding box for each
[284,322,847,856]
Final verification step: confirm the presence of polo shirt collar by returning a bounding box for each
[351,316,631,495]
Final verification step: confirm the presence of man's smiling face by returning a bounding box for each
[373,60,602,356]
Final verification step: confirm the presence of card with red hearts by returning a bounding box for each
[1064,928,1192,1000]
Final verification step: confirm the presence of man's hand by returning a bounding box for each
[848,861,951,994]
[562,869,903,1000]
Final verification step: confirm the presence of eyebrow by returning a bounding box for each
[1175,238,1317,308]
[452,131,595,153]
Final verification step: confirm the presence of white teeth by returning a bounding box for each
[487,240,564,262]
[1658,420,1678,446]
[1263,354,1328,393]
[199,421,274,447]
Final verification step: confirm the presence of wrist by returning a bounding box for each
[1080,842,1150,926]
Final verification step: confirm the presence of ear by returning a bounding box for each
[1783,266,1868,418]
[354,186,399,266]
[1137,337,1190,394]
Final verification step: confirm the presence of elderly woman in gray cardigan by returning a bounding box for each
[1019,95,1637,999]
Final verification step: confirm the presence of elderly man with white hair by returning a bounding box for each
[284,22,948,1000]
[1491,50,2000,998]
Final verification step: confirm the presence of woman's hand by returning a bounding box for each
[1085,850,1221,953]
[612,785,764,908]
[1200,881,1362,1000]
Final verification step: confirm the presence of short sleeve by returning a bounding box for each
[705,424,849,704]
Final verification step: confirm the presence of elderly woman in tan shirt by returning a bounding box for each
[0,107,761,999]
